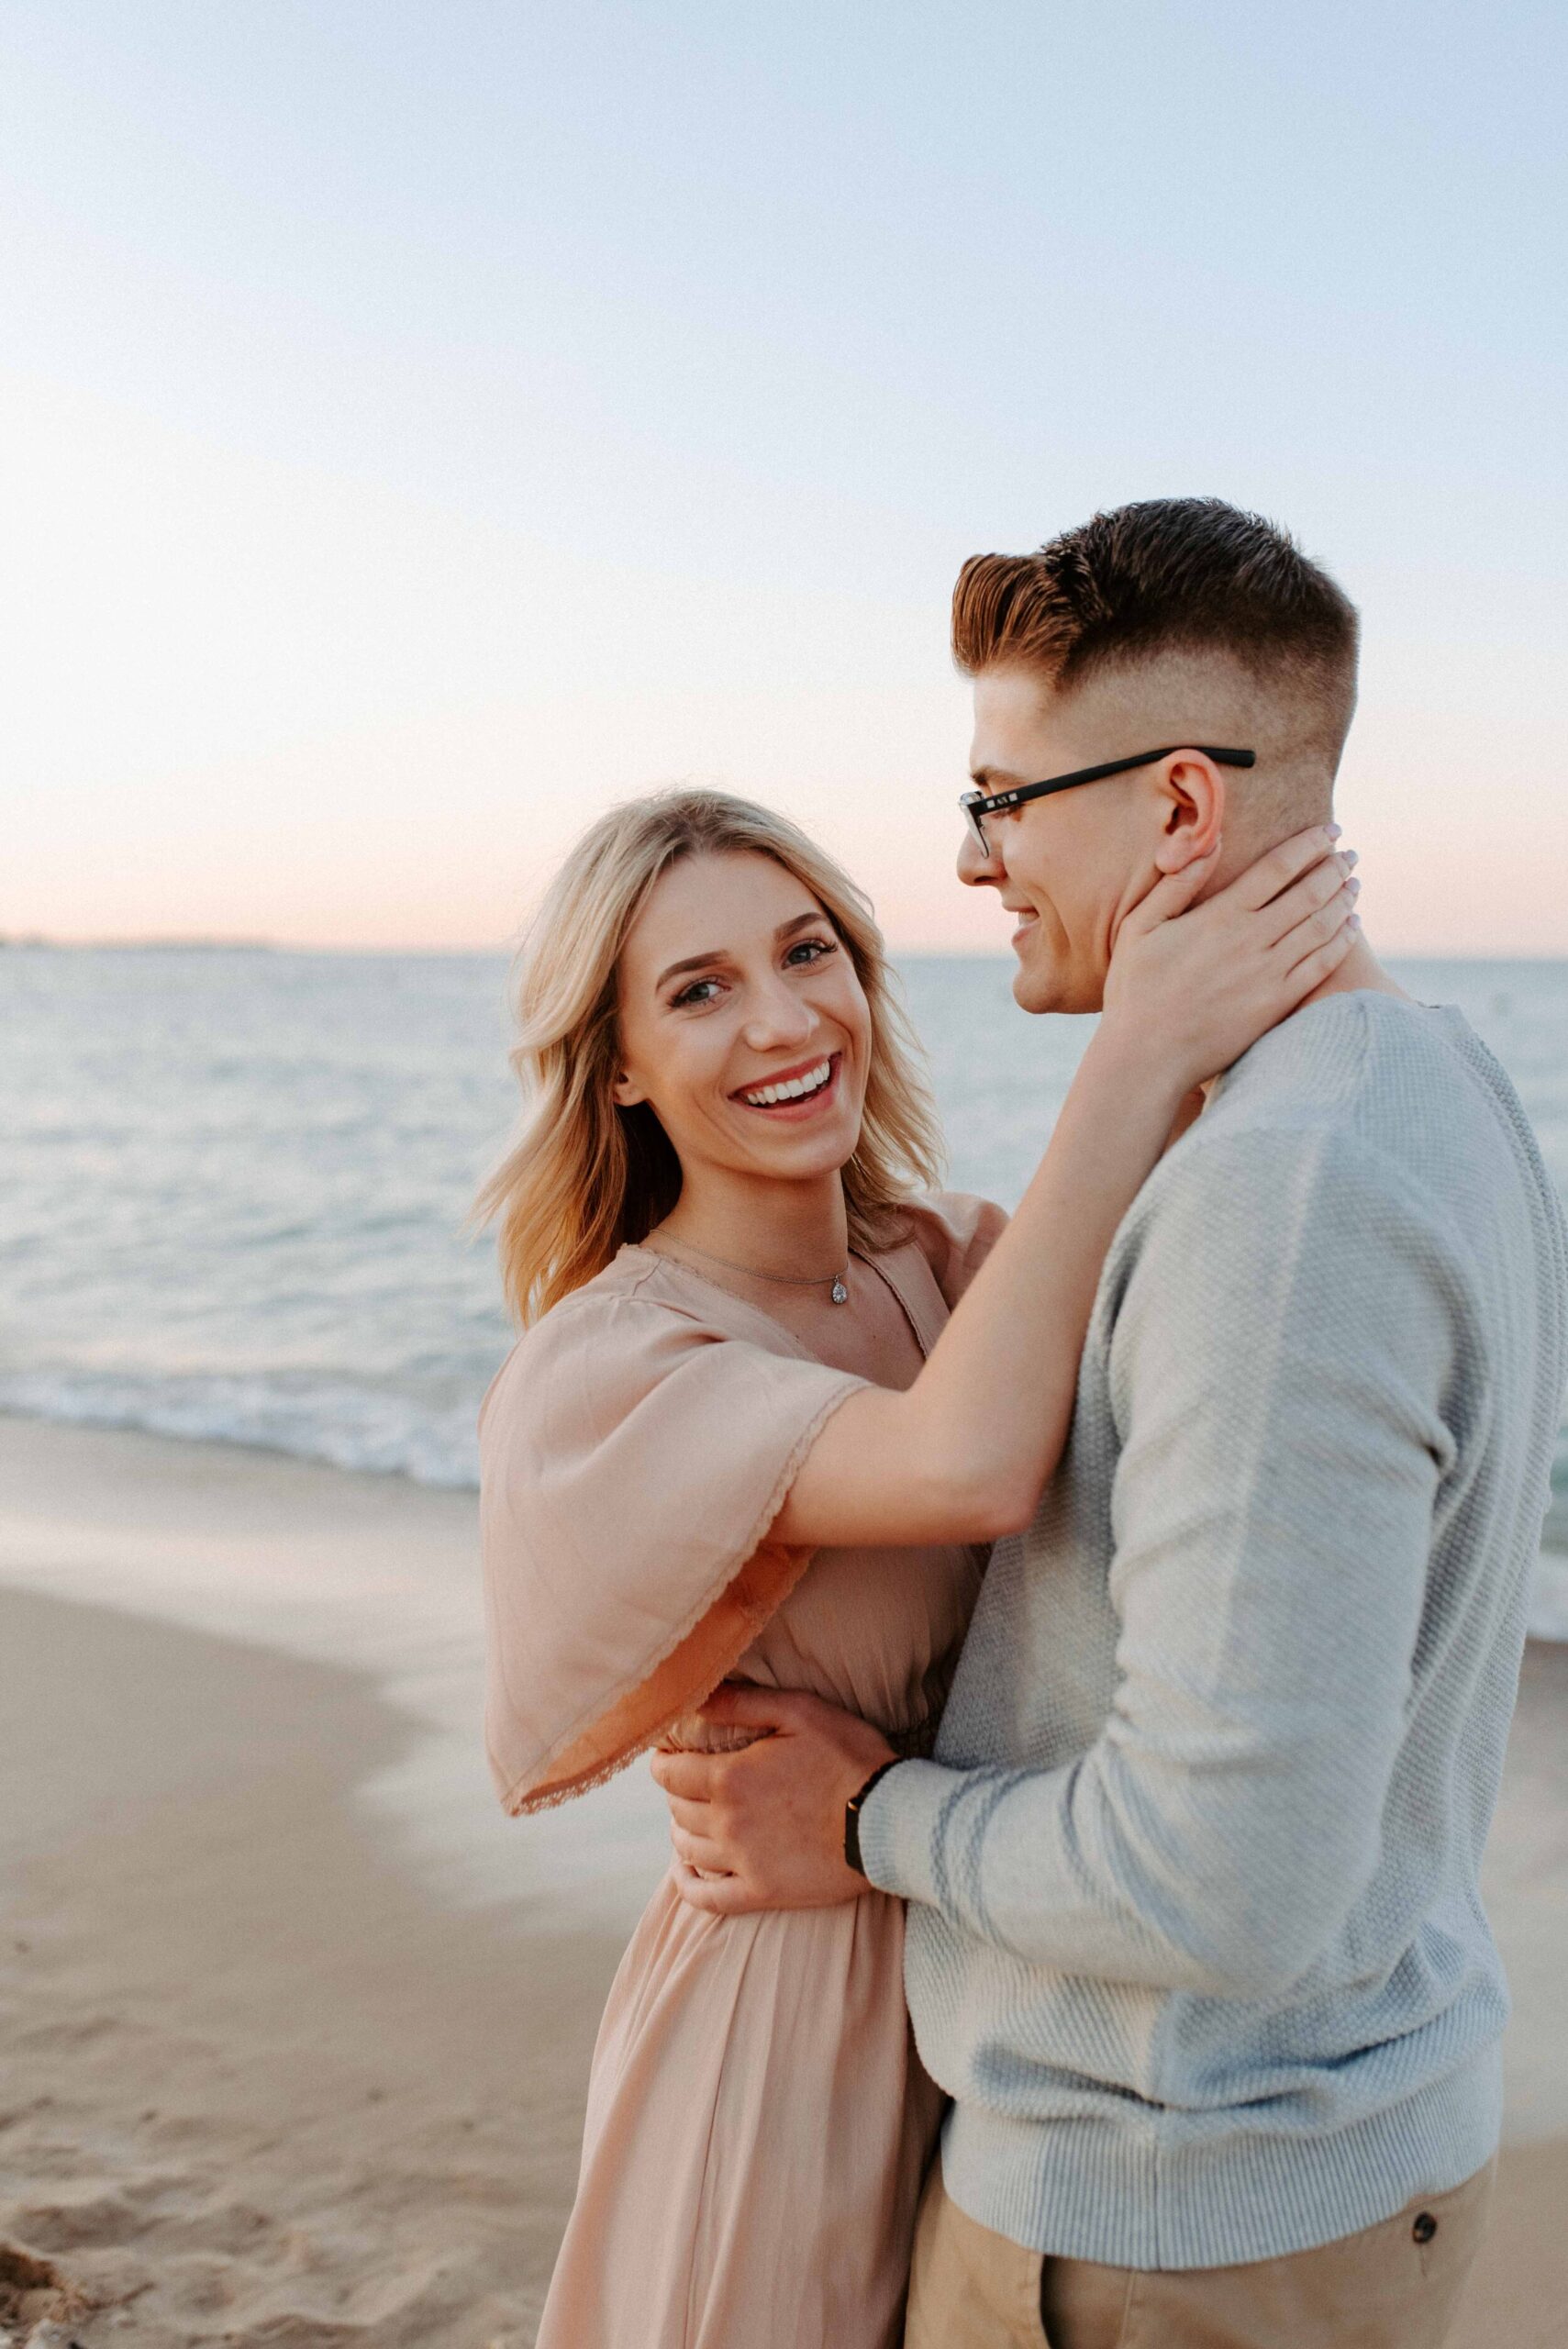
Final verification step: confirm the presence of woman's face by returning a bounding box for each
[614,851,872,1188]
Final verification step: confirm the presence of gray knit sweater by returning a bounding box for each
[860,992,1568,2268]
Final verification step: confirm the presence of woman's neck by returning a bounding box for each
[655,1166,850,1282]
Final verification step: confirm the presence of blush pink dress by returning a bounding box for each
[479,1195,1003,2349]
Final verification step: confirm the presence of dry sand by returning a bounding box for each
[0,1416,1564,2347]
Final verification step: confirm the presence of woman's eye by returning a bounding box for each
[784,936,838,968]
[670,977,723,1009]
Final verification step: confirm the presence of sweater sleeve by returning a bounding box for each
[857,1127,1464,1998]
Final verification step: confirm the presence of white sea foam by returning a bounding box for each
[0,1368,482,1487]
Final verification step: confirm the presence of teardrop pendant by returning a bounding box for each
[830,1276,849,1304]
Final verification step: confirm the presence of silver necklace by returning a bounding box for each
[658,1233,852,1305]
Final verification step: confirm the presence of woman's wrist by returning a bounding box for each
[1077,1015,1191,1117]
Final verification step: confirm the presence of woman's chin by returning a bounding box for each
[730,1110,862,1179]
[753,1132,859,1178]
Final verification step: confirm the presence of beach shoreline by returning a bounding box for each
[1,1416,1565,2345]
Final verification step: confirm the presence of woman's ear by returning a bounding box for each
[1152,753,1228,874]
[612,1069,647,1108]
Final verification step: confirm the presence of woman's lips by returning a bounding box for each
[732,1052,843,1120]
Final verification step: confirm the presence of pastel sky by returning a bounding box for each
[4,2,1565,954]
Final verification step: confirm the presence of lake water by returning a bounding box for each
[3,945,1565,1633]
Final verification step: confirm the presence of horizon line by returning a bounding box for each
[6,935,1568,967]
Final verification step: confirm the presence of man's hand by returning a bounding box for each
[649,1684,897,1916]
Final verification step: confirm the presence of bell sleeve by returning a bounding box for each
[479,1287,867,1814]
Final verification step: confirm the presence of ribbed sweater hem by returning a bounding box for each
[939,2044,1503,2270]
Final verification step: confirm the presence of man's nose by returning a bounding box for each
[957,826,1006,888]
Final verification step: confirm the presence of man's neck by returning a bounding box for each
[1195,933,1408,1106]
[1297,932,1409,1010]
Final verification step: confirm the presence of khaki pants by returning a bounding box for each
[904,2156,1496,2349]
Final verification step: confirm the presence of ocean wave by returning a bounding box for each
[3,1372,1566,1642]
[1533,1550,1568,1642]
[1548,1427,1568,1541]
[0,1370,483,1490]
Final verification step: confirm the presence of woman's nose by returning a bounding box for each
[741,978,815,1049]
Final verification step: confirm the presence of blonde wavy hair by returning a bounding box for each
[476,789,946,1324]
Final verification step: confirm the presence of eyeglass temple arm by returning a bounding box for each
[962,745,1256,814]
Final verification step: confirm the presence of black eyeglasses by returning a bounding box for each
[960,744,1256,855]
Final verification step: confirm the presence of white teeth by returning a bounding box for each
[742,1058,832,1108]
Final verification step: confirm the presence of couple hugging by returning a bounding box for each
[477,497,1568,2349]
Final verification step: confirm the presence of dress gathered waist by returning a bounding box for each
[661,1705,941,1758]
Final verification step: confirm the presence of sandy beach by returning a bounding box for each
[2,1414,1565,2347]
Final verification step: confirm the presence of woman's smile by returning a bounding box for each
[730,1052,843,1120]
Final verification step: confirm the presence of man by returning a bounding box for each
[651,499,1568,2346]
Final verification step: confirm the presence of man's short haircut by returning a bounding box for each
[952,497,1360,770]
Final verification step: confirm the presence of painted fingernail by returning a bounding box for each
[1326,823,1343,840]
[1348,876,1362,896]
[1350,913,1362,930]
[1343,849,1359,868]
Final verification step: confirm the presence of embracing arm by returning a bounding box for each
[857,1128,1457,1994]
[772,827,1357,1551]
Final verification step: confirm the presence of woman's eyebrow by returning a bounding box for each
[654,913,820,990]
[655,948,727,988]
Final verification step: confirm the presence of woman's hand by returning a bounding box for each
[1101,827,1359,1093]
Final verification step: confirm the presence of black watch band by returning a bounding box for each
[844,1758,903,1878]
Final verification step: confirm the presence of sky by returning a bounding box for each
[3,2,1566,955]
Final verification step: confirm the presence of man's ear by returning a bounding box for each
[1151,754,1228,874]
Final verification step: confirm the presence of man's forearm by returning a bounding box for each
[858,1714,1402,1999]
[860,1129,1456,1998]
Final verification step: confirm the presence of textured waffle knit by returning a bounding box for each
[860,992,1568,2269]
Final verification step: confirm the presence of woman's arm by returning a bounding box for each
[771,826,1357,1549]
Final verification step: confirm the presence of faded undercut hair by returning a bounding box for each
[952,497,1360,775]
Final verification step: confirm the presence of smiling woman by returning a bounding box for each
[474,788,943,1322]
[472,783,1357,2349]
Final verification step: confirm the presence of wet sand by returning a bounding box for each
[0,1417,1563,2345]
[0,1586,628,2344]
